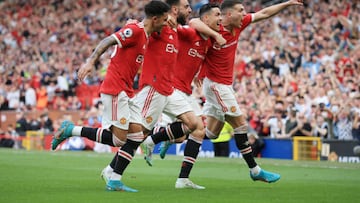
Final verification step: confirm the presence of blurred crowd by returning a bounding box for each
[0,0,359,142]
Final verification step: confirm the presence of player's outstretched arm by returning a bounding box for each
[189,18,226,46]
[253,0,303,23]
[77,35,117,82]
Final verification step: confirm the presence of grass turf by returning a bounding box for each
[0,148,359,203]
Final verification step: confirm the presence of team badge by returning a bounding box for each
[123,28,133,38]
[145,116,153,124]
[120,117,127,125]
[230,106,237,113]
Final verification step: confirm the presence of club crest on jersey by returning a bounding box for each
[145,116,153,124]
[120,117,127,125]
[123,28,133,38]
[230,106,237,113]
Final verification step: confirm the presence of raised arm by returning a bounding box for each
[189,18,226,46]
[77,35,117,81]
[253,0,303,23]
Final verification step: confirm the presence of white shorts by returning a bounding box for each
[156,89,203,127]
[202,78,243,122]
[135,86,193,130]
[101,92,142,130]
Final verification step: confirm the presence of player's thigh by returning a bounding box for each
[225,114,247,129]
[188,94,203,117]
[203,78,242,121]
[128,97,144,134]
[164,90,195,128]
[101,92,130,131]
[135,86,166,131]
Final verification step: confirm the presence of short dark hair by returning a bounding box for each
[145,0,170,17]
[220,0,242,10]
[166,0,180,7]
[199,3,219,17]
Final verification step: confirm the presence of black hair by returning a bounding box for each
[145,0,170,17]
[199,3,219,17]
[166,0,180,7]
[220,0,242,10]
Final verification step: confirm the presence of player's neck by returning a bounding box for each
[223,22,234,35]
[143,19,152,36]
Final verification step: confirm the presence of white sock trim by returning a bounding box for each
[72,126,82,136]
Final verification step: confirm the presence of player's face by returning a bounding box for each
[153,13,169,32]
[206,7,222,32]
[177,0,192,25]
[229,3,246,28]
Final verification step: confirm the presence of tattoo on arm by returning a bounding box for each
[88,36,117,63]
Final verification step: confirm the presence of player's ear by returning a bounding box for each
[171,4,178,15]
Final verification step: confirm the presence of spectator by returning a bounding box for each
[6,82,20,110]
[0,124,16,148]
[40,113,54,134]
[264,108,286,139]
[0,0,359,142]
[36,84,48,110]
[248,132,265,157]
[0,95,9,110]
[15,111,29,137]
[24,82,36,108]
[311,114,329,138]
[294,112,313,136]
[285,108,298,138]
[334,107,353,140]
[352,111,360,141]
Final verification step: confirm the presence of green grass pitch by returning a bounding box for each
[1,148,359,203]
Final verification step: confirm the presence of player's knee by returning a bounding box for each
[175,135,187,143]
[233,123,248,135]
[127,131,144,143]
[185,122,197,132]
[206,128,218,139]
[190,128,205,141]
[113,137,126,147]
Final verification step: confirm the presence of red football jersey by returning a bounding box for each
[139,25,178,96]
[100,23,147,98]
[173,25,210,94]
[203,14,253,85]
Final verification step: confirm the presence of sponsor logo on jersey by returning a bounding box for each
[165,43,178,53]
[188,48,204,59]
[169,35,174,40]
[195,41,200,46]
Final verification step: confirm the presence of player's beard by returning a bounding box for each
[177,14,187,25]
